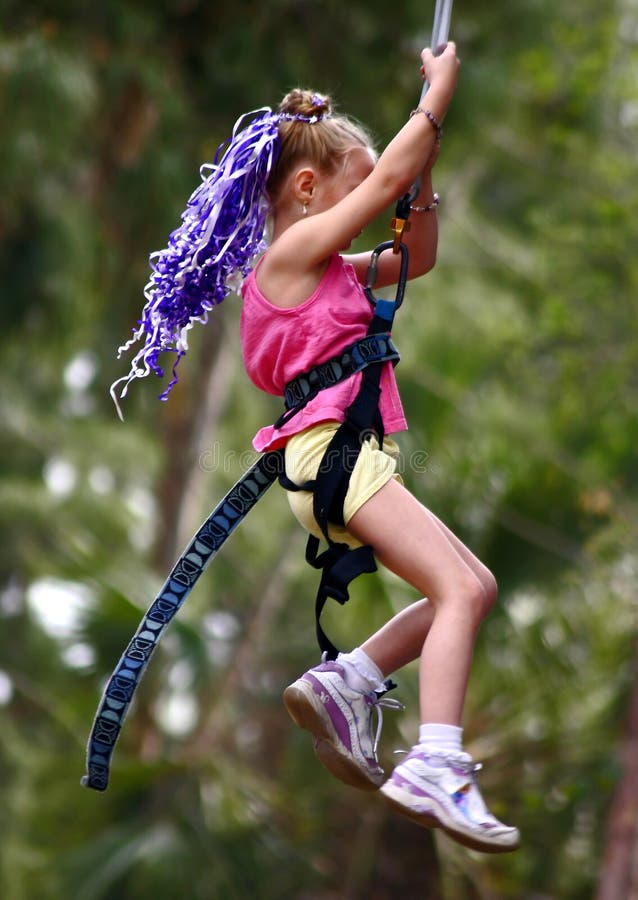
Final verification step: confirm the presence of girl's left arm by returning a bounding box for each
[344,156,439,288]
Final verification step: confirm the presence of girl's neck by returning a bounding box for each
[270,203,302,243]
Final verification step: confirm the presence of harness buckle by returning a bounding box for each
[352,335,380,367]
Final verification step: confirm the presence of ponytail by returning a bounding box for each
[110,94,361,416]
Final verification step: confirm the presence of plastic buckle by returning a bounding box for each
[352,336,380,368]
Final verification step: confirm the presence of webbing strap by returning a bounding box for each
[283,333,399,409]
[303,296,404,658]
[83,243,409,788]
[276,241,410,659]
[306,538,378,658]
[82,449,284,791]
[275,333,399,430]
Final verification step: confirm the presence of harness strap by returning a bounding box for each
[282,245,408,660]
[306,537,378,658]
[275,332,399,429]
[83,244,408,789]
[82,449,285,791]
[307,341,388,658]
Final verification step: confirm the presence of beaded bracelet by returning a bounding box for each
[410,193,440,213]
[409,106,443,141]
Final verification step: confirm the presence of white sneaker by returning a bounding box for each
[380,748,520,853]
[283,660,402,791]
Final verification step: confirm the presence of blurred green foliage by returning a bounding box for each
[1,0,637,897]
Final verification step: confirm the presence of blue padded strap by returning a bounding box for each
[82,449,285,791]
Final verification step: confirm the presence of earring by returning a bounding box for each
[301,202,308,217]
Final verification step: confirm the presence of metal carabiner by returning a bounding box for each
[364,239,410,311]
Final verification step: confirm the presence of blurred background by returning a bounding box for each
[1,0,637,897]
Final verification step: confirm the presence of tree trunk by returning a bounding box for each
[153,315,233,569]
[596,644,638,900]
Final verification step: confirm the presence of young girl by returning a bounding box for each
[114,43,519,854]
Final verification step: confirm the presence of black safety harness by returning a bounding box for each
[82,199,414,791]
[278,239,408,660]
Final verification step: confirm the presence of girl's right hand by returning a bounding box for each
[420,42,460,99]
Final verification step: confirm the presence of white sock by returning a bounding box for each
[337,647,385,693]
[417,723,464,759]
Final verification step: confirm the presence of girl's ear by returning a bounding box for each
[292,167,317,206]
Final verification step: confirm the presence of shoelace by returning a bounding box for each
[422,753,500,825]
[319,650,404,756]
[436,751,483,776]
[368,694,405,755]
[392,748,483,775]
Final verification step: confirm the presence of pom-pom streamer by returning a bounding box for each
[110,107,283,416]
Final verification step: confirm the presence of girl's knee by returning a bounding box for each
[456,571,497,624]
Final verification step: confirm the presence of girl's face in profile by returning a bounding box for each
[313,146,376,248]
[318,146,376,212]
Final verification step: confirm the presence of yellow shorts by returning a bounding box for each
[284,422,403,548]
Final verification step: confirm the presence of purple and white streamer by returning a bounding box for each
[110,107,284,416]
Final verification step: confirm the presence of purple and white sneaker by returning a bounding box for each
[380,748,520,853]
[283,661,403,791]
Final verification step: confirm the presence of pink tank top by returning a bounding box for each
[240,253,407,451]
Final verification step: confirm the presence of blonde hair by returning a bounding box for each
[267,88,374,201]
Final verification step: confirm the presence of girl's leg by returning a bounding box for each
[347,478,496,725]
[285,475,519,850]
[358,598,434,674]
[357,508,497,675]
[424,506,497,601]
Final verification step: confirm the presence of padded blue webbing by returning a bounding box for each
[82,450,284,791]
